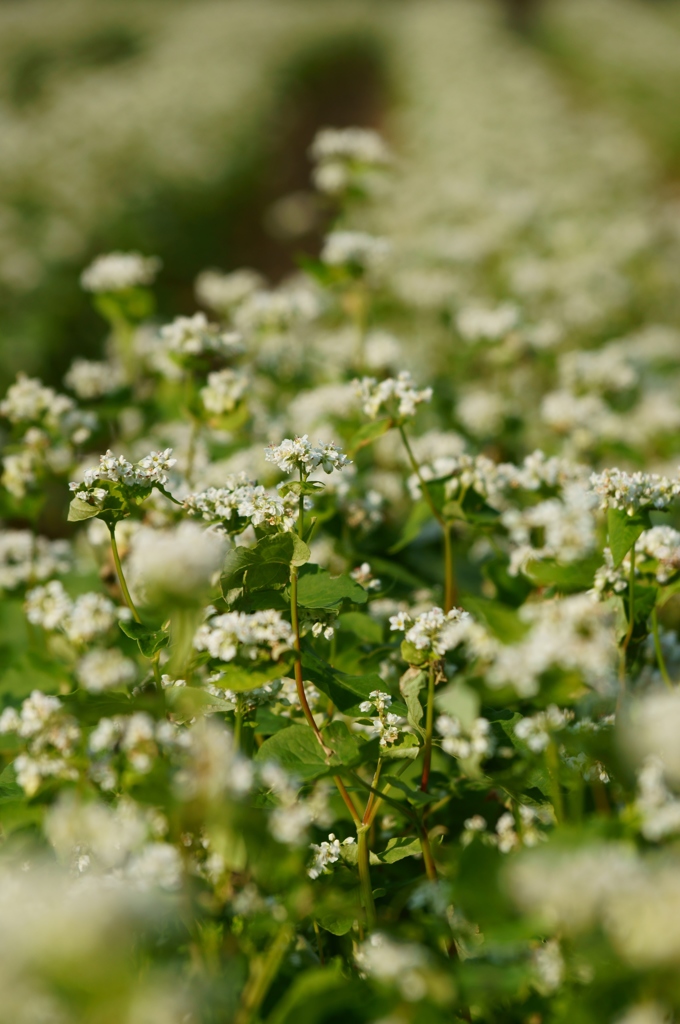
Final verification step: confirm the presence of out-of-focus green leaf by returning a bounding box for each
[608,507,651,567]
[296,569,367,608]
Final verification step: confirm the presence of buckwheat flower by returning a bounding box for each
[355,933,429,1001]
[354,371,432,421]
[0,691,81,795]
[359,690,392,715]
[311,621,335,640]
[514,706,573,754]
[80,252,160,293]
[76,648,137,693]
[64,359,125,399]
[590,467,680,515]
[461,815,487,846]
[126,843,183,891]
[265,435,351,476]
[25,580,72,631]
[310,127,391,167]
[195,267,264,316]
[495,812,519,853]
[62,593,117,644]
[0,373,74,427]
[160,311,241,358]
[127,522,226,607]
[194,609,293,664]
[307,833,342,879]
[456,303,519,343]
[532,938,565,994]
[392,606,471,658]
[200,368,248,415]
[389,611,412,632]
[437,715,494,760]
[320,230,390,271]
[350,562,382,591]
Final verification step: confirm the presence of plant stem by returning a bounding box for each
[443,522,455,612]
[234,695,243,751]
[398,424,443,527]
[108,524,142,623]
[619,542,636,687]
[357,824,376,929]
[419,825,438,882]
[545,740,565,825]
[234,923,293,1024]
[421,661,436,792]
[362,759,382,825]
[651,606,673,689]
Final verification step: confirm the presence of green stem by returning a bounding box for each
[619,543,637,688]
[421,662,436,792]
[357,824,376,929]
[419,826,438,882]
[651,606,673,689]
[443,522,455,613]
[234,695,243,751]
[545,740,565,825]
[108,524,141,623]
[234,923,293,1024]
[362,759,382,825]
[398,424,444,527]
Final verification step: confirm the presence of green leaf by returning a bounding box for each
[0,651,69,699]
[400,667,426,736]
[463,596,530,644]
[400,639,429,667]
[337,612,382,644]
[348,417,392,456]
[436,680,480,731]
[608,507,652,567]
[215,658,293,693]
[380,732,420,760]
[165,686,235,720]
[291,535,311,567]
[67,496,102,522]
[255,721,360,781]
[378,836,422,864]
[524,555,602,593]
[278,480,326,497]
[318,912,356,937]
[221,533,307,594]
[118,620,169,657]
[301,648,390,713]
[388,500,432,554]
[296,570,367,609]
[245,561,290,591]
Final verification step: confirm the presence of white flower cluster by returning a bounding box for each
[160,312,242,359]
[265,435,351,476]
[593,526,680,597]
[0,530,70,591]
[70,448,176,497]
[185,475,297,532]
[199,368,248,415]
[76,648,137,694]
[0,373,74,427]
[64,359,125,400]
[195,268,264,317]
[358,689,404,748]
[355,933,430,1001]
[354,371,433,421]
[25,580,117,644]
[320,231,390,272]
[307,832,355,879]
[0,691,80,796]
[80,252,161,293]
[590,468,680,515]
[88,713,188,788]
[514,705,574,754]
[310,126,390,196]
[349,562,382,591]
[456,303,519,343]
[233,283,322,334]
[503,481,598,576]
[461,807,551,851]
[194,609,293,664]
[126,522,226,606]
[487,595,616,697]
[436,714,494,761]
[390,606,471,658]
[634,757,680,843]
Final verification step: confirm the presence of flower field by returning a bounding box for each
[3,3,680,1023]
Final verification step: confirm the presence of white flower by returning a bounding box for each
[64,359,125,399]
[76,648,137,693]
[0,373,74,426]
[160,312,241,358]
[195,268,264,316]
[437,715,494,760]
[320,231,390,271]
[194,609,293,664]
[456,303,519,342]
[392,606,471,657]
[80,252,160,293]
[185,476,297,532]
[127,522,226,606]
[307,833,343,878]
[590,467,680,515]
[265,435,351,476]
[514,706,573,753]
[354,372,432,421]
[200,369,248,415]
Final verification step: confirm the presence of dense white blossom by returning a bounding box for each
[127,522,226,606]
[354,372,432,421]
[0,531,70,591]
[390,606,471,658]
[320,231,390,271]
[195,268,264,316]
[160,312,242,359]
[76,648,137,693]
[590,468,680,515]
[194,609,293,664]
[80,252,160,293]
[265,435,351,476]
[64,359,125,399]
[199,368,248,415]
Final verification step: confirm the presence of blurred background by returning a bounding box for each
[1,0,680,392]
